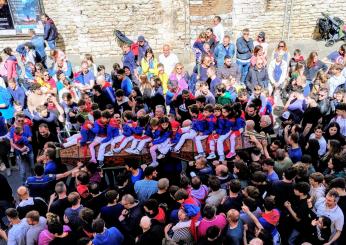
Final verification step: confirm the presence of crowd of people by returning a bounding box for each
[0,13,345,245]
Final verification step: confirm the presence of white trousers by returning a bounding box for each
[173,128,197,151]
[97,135,124,161]
[116,136,134,151]
[217,131,231,157]
[195,135,209,154]
[157,138,171,154]
[63,133,81,148]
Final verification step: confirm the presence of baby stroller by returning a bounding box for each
[316,12,346,47]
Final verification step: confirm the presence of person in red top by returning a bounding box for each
[143,199,166,224]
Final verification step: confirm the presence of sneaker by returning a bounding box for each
[149,161,159,168]
[104,151,114,156]
[194,153,205,160]
[6,168,11,177]
[113,148,121,154]
[157,154,165,159]
[226,152,236,159]
[207,153,216,160]
[219,155,225,161]
[98,161,104,168]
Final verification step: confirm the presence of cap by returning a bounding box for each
[258,31,265,38]
[137,35,145,42]
[171,121,180,129]
[280,111,291,121]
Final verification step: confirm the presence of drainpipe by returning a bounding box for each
[287,0,294,40]
[282,0,289,40]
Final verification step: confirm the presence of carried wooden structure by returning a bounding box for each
[58,134,262,167]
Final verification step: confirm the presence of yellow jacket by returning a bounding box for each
[159,73,169,94]
[141,58,158,77]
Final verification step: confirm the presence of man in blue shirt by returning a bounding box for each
[43,148,58,175]
[8,79,26,108]
[92,218,124,245]
[117,69,133,97]
[288,133,302,163]
[263,159,279,183]
[134,166,158,203]
[26,164,73,201]
[75,62,96,93]
[29,29,46,67]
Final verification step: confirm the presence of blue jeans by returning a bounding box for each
[47,40,56,49]
[17,152,34,183]
[237,60,251,84]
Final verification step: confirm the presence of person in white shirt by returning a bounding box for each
[212,16,224,43]
[315,189,344,245]
[253,32,269,58]
[268,55,288,95]
[328,63,345,97]
[158,44,179,76]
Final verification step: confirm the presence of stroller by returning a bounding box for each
[316,12,346,47]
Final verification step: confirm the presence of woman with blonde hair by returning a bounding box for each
[139,74,152,100]
[169,63,189,91]
[271,40,290,63]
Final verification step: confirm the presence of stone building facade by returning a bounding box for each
[0,0,345,58]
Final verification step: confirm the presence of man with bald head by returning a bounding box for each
[225,209,244,245]
[159,44,179,75]
[215,164,232,190]
[16,186,48,219]
[136,215,164,244]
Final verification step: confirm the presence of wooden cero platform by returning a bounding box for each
[59,137,246,167]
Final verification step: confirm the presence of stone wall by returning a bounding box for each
[232,0,346,42]
[0,0,345,58]
[189,0,233,40]
[0,0,189,59]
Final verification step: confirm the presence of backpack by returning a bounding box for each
[131,43,139,56]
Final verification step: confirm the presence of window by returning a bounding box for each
[0,0,44,36]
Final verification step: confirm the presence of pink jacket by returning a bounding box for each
[3,56,18,80]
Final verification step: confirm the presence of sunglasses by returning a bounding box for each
[279,45,285,48]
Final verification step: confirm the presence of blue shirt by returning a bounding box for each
[26,175,56,199]
[288,147,302,163]
[267,171,279,183]
[134,179,158,203]
[225,219,244,245]
[131,168,143,184]
[8,86,26,107]
[121,76,133,96]
[31,35,46,59]
[10,124,32,139]
[44,161,58,175]
[93,227,124,245]
[75,70,95,86]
